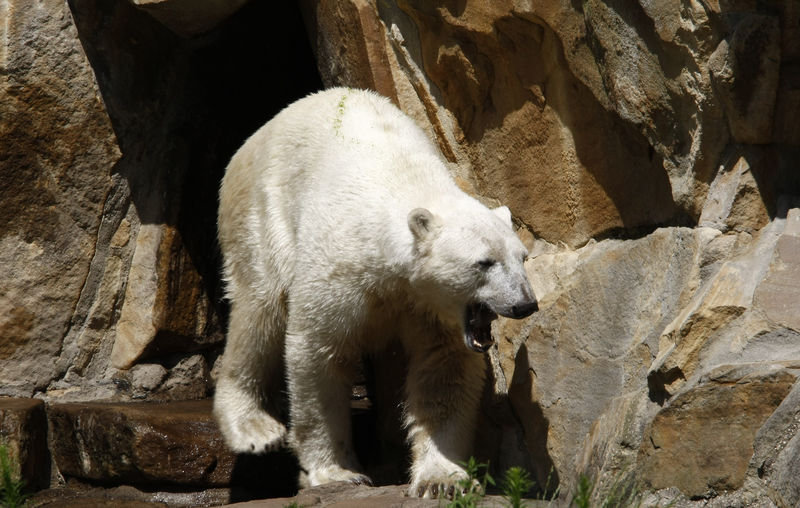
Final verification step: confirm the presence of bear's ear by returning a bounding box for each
[493,206,513,228]
[408,208,439,242]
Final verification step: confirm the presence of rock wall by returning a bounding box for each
[0,0,321,403]
[302,0,800,505]
[2,0,799,506]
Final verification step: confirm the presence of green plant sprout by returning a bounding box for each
[446,457,495,508]
[571,474,594,508]
[501,466,534,508]
[333,91,349,136]
[0,442,28,508]
[570,469,658,508]
[537,467,560,502]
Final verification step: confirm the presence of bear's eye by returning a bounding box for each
[477,258,496,270]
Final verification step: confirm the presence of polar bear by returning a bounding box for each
[213,88,538,498]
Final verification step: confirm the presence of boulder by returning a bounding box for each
[492,210,800,500]
[495,227,717,491]
[639,364,797,498]
[650,203,800,400]
[0,0,120,396]
[48,400,234,486]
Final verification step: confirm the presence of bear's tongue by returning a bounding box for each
[465,303,497,353]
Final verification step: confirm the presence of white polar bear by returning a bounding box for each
[213,88,538,498]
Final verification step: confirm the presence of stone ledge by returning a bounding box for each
[223,481,551,508]
[48,399,235,487]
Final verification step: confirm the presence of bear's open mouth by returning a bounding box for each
[464,302,498,353]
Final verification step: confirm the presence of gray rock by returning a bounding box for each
[496,227,716,493]
[751,379,800,507]
[155,354,210,400]
[129,363,168,392]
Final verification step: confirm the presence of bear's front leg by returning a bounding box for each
[214,299,287,454]
[285,330,372,488]
[404,342,487,498]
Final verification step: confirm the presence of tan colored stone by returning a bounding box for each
[639,365,796,498]
[113,225,163,369]
[752,379,800,508]
[648,261,752,398]
[60,204,138,384]
[497,227,712,490]
[754,208,800,332]
[648,213,790,398]
[0,0,120,395]
[310,0,397,102]
[700,153,771,233]
[113,224,222,369]
[390,1,684,246]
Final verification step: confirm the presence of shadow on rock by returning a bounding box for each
[228,450,300,503]
[507,343,560,498]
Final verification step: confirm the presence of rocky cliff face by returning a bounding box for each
[302,0,800,505]
[1,0,798,506]
[0,0,321,403]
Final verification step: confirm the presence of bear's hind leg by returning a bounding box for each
[214,298,287,454]
[404,343,487,498]
[285,331,372,487]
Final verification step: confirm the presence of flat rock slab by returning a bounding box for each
[48,399,235,487]
[224,482,550,508]
[29,484,229,507]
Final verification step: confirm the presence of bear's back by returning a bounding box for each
[258,88,458,221]
[221,88,468,279]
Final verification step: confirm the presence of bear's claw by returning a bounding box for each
[300,466,373,488]
[412,481,466,499]
[349,474,374,486]
[410,462,481,500]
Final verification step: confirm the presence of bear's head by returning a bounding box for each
[407,203,538,353]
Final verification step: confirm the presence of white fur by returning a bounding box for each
[214,88,535,497]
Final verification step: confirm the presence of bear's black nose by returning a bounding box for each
[511,300,538,319]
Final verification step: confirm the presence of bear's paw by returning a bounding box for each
[221,412,287,454]
[409,461,477,499]
[300,465,373,488]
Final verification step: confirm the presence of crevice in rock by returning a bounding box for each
[647,366,685,406]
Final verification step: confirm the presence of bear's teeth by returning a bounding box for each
[465,302,496,353]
